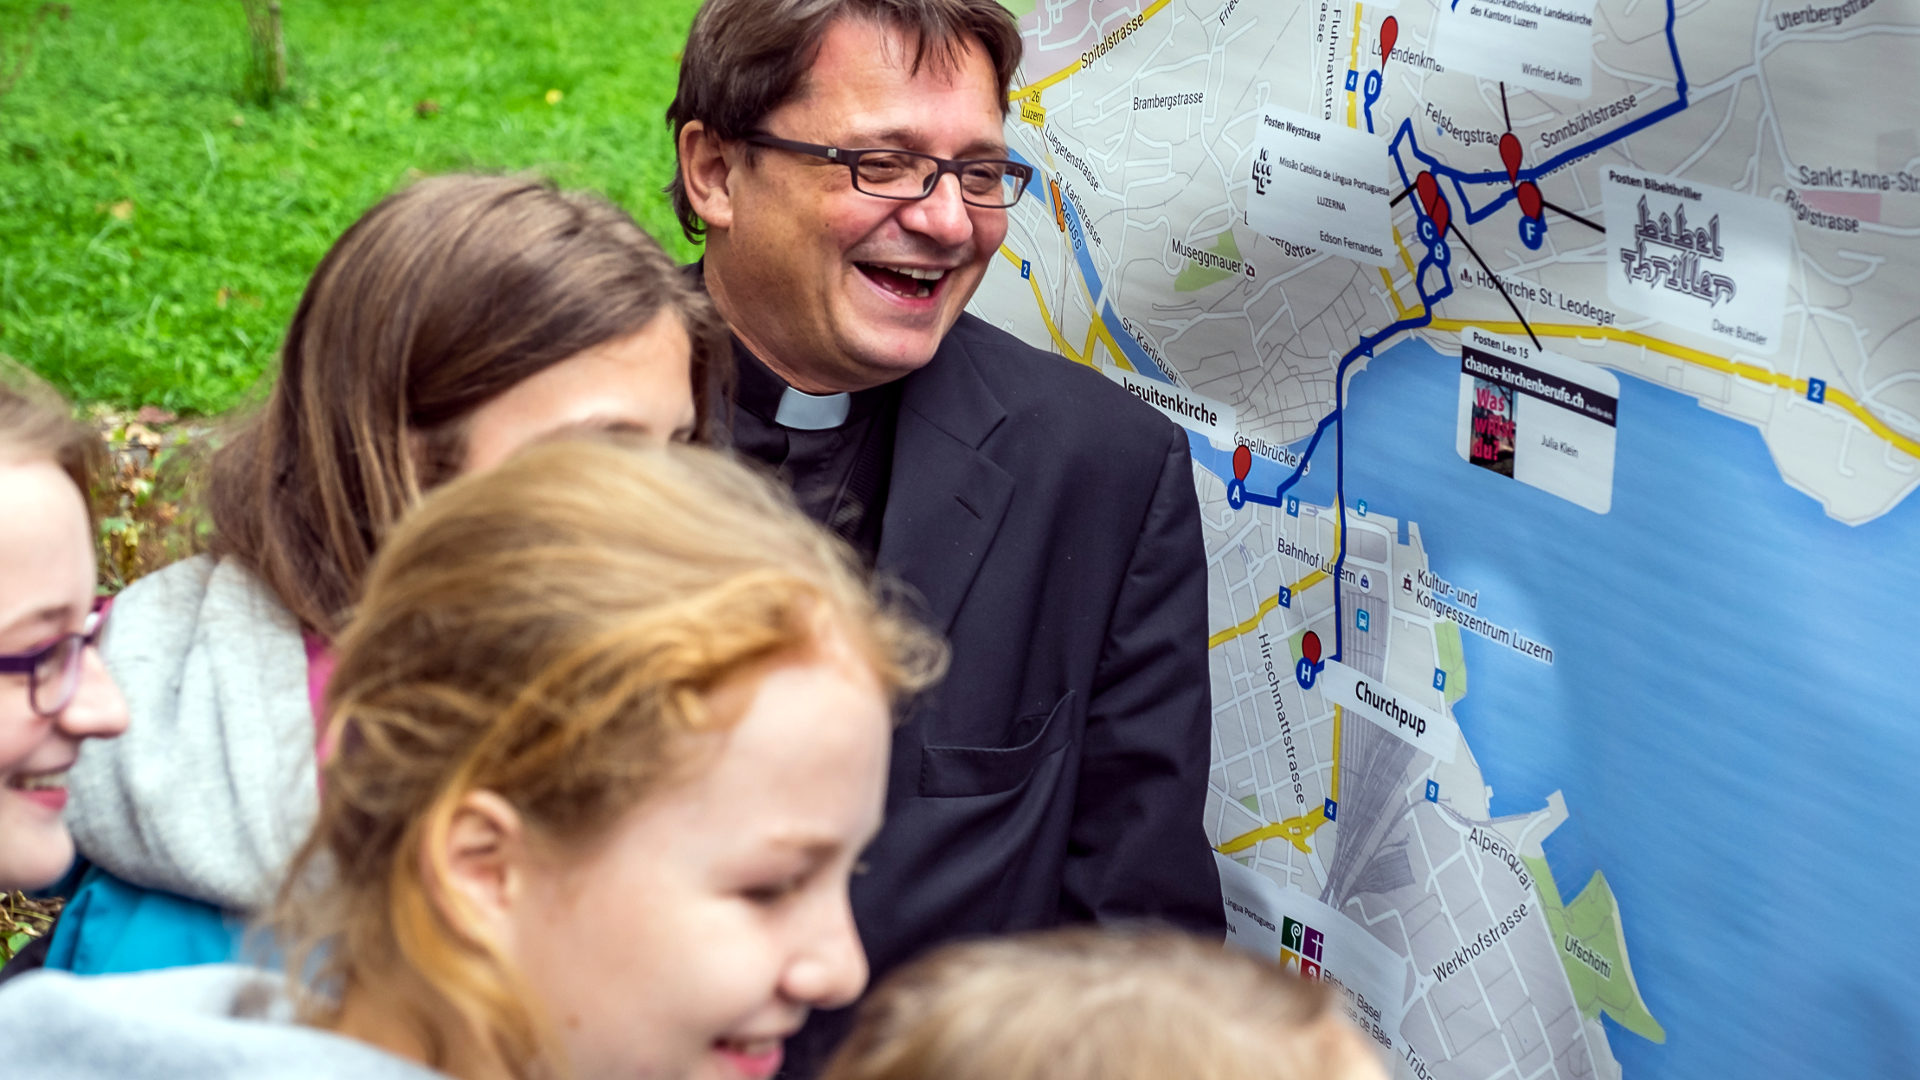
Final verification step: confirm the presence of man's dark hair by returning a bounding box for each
[665,0,1024,243]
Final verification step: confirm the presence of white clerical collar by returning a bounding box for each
[775,386,852,431]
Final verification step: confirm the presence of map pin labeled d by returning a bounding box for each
[1517,180,1543,220]
[1379,16,1398,67]
[1233,443,1253,481]
[1499,132,1522,185]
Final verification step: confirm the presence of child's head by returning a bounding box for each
[274,437,943,1080]
[209,173,728,636]
[820,928,1390,1080]
[0,374,127,891]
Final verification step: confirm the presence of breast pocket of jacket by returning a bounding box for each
[917,691,1078,799]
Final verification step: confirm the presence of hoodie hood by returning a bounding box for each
[65,556,318,911]
[0,965,440,1078]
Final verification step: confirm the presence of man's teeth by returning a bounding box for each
[12,770,67,791]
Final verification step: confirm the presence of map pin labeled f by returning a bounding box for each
[1379,16,1398,67]
[1516,180,1543,220]
[1499,132,1522,185]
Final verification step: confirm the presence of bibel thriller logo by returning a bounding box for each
[1253,147,1273,196]
[1619,195,1736,307]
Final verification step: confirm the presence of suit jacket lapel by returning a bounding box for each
[879,326,1015,636]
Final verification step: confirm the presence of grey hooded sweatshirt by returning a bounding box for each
[65,556,319,911]
[0,965,442,1078]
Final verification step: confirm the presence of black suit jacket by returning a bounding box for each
[780,313,1224,1076]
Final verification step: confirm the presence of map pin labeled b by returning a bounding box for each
[1379,16,1398,67]
[1516,180,1543,220]
[1415,171,1438,218]
[1499,132,1522,185]
[1233,443,1253,481]
[1430,194,1451,238]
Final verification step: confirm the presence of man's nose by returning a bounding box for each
[898,172,976,249]
[59,646,129,740]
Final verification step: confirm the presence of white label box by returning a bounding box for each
[1217,856,1410,1057]
[1321,660,1458,762]
[1247,107,1394,268]
[1434,0,1598,100]
[1453,326,1619,513]
[1101,366,1238,441]
[1603,168,1792,355]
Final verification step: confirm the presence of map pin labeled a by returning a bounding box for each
[1415,171,1439,219]
[1379,16,1398,67]
[1499,132,1523,185]
[1233,443,1253,481]
[1516,180,1543,220]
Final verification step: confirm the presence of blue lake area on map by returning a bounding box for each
[1193,338,1920,1078]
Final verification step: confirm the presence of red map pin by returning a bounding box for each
[1415,171,1438,218]
[1232,444,1252,481]
[1379,16,1398,67]
[1430,194,1451,237]
[1302,630,1323,666]
[1516,180,1543,220]
[1498,132,1522,185]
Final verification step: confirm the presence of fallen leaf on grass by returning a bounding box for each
[545,88,564,105]
[107,199,134,221]
[415,98,441,117]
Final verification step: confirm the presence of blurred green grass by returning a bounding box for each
[0,0,704,415]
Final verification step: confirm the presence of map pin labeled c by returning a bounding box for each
[1415,171,1439,219]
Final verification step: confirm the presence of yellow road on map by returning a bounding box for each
[1008,0,1171,102]
[1218,704,1344,855]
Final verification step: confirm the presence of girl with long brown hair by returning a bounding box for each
[48,174,728,975]
[4,438,943,1079]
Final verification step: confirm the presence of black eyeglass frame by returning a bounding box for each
[742,132,1035,208]
[0,597,111,718]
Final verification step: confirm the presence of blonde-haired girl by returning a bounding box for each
[820,928,1390,1080]
[4,438,943,1080]
[0,376,127,892]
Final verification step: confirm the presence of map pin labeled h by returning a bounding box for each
[1379,16,1398,67]
[1516,180,1543,220]
[1499,132,1523,185]
[1302,630,1323,667]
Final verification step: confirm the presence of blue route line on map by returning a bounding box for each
[1234,0,1688,663]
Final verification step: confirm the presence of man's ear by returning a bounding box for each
[422,790,527,950]
[679,119,738,233]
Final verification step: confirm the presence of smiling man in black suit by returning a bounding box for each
[668,0,1224,1073]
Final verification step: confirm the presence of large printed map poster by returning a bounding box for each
[971,2,1920,1077]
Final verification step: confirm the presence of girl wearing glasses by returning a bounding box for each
[5,439,940,1080]
[0,378,128,893]
[42,174,728,976]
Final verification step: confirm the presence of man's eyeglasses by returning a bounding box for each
[0,597,110,718]
[743,133,1034,209]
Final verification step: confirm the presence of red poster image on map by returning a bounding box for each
[1468,377,1517,476]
